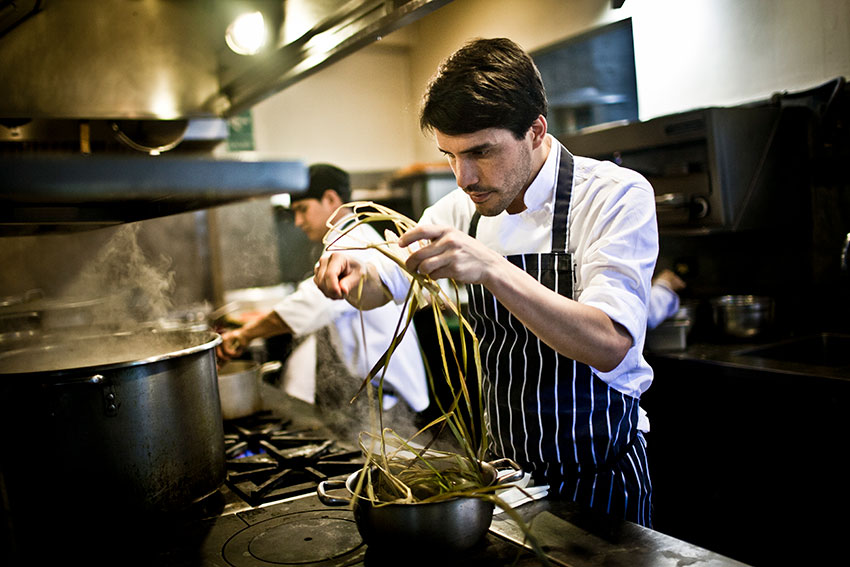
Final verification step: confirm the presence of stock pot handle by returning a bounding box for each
[317,479,350,506]
[47,374,120,416]
[259,360,283,380]
[489,457,524,485]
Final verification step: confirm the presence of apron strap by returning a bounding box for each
[551,145,574,253]
[469,209,481,237]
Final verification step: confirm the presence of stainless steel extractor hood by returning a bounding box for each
[0,116,311,235]
[0,0,452,119]
[1,153,308,236]
[0,0,453,236]
[0,116,310,236]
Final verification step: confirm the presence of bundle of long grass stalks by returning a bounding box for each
[322,201,550,561]
[322,201,488,491]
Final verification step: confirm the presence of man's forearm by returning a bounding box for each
[484,258,632,372]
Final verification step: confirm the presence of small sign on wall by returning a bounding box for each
[227,110,255,151]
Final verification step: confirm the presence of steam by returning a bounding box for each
[312,326,421,447]
[64,223,175,330]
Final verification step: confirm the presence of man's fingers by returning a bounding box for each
[397,224,442,248]
[314,253,353,299]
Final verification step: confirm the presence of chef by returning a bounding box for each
[313,39,658,527]
[218,163,430,438]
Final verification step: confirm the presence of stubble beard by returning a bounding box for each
[472,142,533,217]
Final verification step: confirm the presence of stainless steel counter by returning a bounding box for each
[256,382,752,566]
[491,498,749,567]
[646,332,850,382]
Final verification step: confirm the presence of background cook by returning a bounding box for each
[218,163,430,440]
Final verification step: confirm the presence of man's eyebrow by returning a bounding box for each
[439,142,493,156]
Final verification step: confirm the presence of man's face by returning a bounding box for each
[291,196,335,242]
[435,127,534,216]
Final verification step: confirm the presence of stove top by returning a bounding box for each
[152,492,540,567]
[158,493,369,567]
[3,405,536,567]
[222,412,364,508]
[144,411,535,567]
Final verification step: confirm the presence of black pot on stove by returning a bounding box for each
[0,328,226,561]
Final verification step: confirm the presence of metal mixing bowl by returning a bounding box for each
[710,295,775,339]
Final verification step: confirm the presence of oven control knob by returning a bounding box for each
[691,196,710,219]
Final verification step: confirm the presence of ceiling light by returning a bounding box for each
[225,11,267,55]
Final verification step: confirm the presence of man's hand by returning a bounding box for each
[313,253,391,310]
[215,311,290,366]
[653,269,686,293]
[216,328,247,364]
[398,224,503,285]
[313,252,365,300]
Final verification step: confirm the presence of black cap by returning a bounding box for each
[293,163,350,203]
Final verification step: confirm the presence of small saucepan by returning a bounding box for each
[317,457,523,552]
[217,360,282,420]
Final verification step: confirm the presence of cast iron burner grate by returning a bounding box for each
[223,412,363,506]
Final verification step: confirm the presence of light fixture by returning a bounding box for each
[225,11,267,55]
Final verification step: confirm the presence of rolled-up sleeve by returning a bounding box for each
[571,164,659,345]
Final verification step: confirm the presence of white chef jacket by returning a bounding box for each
[376,134,658,401]
[273,221,430,412]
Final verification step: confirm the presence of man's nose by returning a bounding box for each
[454,158,479,189]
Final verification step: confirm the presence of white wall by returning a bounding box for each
[629,0,850,119]
[251,39,418,173]
[250,0,850,170]
[404,0,622,160]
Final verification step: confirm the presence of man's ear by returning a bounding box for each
[529,115,548,148]
[322,189,343,207]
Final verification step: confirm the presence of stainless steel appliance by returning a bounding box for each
[561,105,801,234]
[0,0,453,120]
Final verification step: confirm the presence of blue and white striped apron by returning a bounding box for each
[466,145,652,526]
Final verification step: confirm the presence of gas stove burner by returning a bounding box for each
[222,510,366,566]
[223,411,364,506]
[224,415,295,459]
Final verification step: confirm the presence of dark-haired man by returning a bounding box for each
[314,39,658,526]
